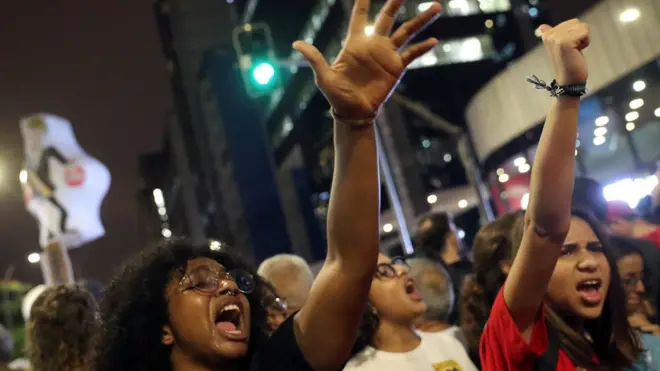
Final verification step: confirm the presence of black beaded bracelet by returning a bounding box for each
[526,75,588,97]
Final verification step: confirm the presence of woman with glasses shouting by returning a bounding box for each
[612,236,660,370]
[91,1,442,371]
[344,254,477,371]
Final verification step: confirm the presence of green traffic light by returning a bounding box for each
[252,62,276,86]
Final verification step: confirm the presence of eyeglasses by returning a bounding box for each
[622,276,643,288]
[375,257,410,280]
[263,294,288,312]
[181,267,255,294]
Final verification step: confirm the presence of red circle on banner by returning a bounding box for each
[65,163,85,187]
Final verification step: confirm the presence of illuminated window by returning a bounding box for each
[408,35,494,69]
[417,0,510,16]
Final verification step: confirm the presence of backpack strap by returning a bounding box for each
[533,319,560,371]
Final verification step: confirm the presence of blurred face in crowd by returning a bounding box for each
[546,217,611,321]
[369,254,427,325]
[416,217,452,250]
[262,290,288,335]
[162,257,252,363]
[414,266,451,321]
[617,252,645,315]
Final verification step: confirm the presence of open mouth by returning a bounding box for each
[628,294,640,305]
[404,278,423,301]
[214,302,244,337]
[404,278,416,294]
[576,279,603,305]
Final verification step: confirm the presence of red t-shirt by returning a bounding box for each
[642,226,660,249]
[479,288,578,371]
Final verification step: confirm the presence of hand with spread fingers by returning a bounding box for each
[293,0,441,120]
[538,19,590,86]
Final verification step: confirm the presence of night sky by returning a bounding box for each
[0,1,171,283]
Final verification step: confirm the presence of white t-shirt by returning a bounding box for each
[438,326,468,350]
[343,330,478,371]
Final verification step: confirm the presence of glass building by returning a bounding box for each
[466,0,660,214]
[238,0,555,252]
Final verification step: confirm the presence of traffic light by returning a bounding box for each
[232,23,280,98]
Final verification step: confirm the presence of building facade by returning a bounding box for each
[240,0,559,251]
[466,0,660,213]
[141,0,324,262]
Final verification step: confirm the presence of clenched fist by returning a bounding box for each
[538,19,590,86]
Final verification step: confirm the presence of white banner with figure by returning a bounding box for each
[20,113,111,249]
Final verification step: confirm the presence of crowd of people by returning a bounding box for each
[2,0,660,370]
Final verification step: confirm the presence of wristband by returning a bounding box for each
[526,75,588,97]
[330,109,376,127]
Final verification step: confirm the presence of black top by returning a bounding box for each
[446,259,473,324]
[256,314,313,371]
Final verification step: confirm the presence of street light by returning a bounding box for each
[209,240,222,251]
[252,62,275,85]
[27,253,41,264]
[19,169,28,184]
[619,8,640,23]
[633,80,646,92]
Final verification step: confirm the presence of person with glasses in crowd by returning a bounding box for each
[257,254,314,318]
[345,254,477,371]
[259,279,289,336]
[91,1,443,371]
[613,237,660,370]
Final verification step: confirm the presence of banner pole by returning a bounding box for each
[39,241,75,285]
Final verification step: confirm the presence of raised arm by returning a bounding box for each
[503,20,590,338]
[291,1,440,370]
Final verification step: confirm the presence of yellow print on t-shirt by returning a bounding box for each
[432,360,463,371]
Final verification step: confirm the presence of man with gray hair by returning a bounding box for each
[257,254,314,316]
[408,257,467,348]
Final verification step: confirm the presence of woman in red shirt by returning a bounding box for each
[479,19,642,371]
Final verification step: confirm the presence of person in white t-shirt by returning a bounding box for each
[344,254,478,371]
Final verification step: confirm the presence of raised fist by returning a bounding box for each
[538,19,590,86]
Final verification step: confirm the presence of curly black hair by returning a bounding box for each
[91,239,269,371]
[26,284,98,371]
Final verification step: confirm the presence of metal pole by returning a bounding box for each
[168,114,206,244]
[39,242,75,285]
[375,126,415,255]
[390,93,462,135]
[458,135,495,223]
[390,92,494,223]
